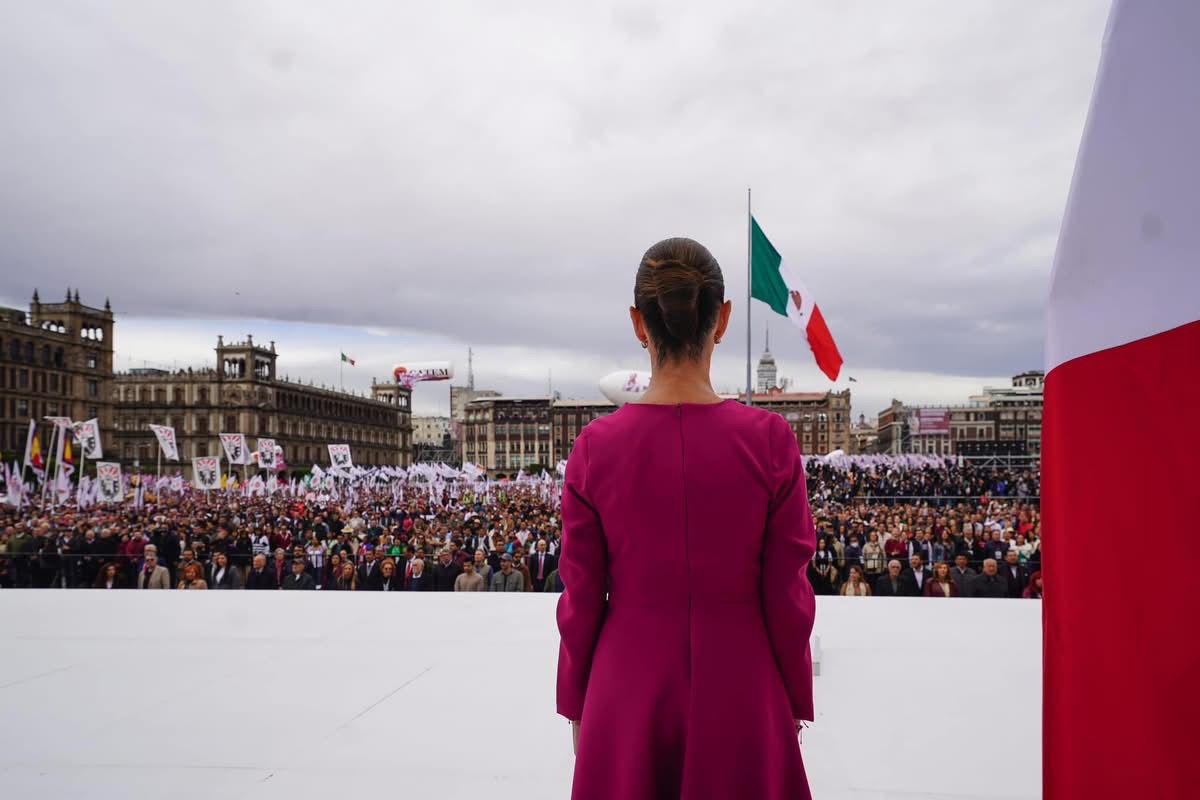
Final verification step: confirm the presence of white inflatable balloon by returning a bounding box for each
[598,370,650,406]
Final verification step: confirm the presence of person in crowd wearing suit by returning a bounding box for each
[1001,550,1030,599]
[967,559,1008,598]
[406,558,433,591]
[357,546,381,590]
[177,561,208,589]
[490,553,524,592]
[136,546,170,589]
[904,554,932,596]
[923,561,959,597]
[985,529,1009,563]
[281,558,316,590]
[454,559,485,591]
[271,548,288,588]
[93,562,123,589]
[245,554,277,590]
[949,554,976,596]
[208,551,242,590]
[873,560,907,597]
[376,558,403,591]
[528,539,557,592]
[432,547,462,591]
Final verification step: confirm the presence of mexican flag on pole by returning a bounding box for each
[750,217,843,381]
[340,352,356,366]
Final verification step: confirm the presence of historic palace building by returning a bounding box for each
[463,389,850,475]
[735,388,853,455]
[0,290,115,461]
[113,336,413,474]
[875,372,1043,458]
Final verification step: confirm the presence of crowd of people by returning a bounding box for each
[0,462,1040,599]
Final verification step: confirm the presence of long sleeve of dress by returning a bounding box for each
[555,429,608,721]
[761,414,818,721]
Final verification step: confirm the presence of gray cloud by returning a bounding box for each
[0,0,1109,387]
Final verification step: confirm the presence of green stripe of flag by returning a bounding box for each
[750,217,789,317]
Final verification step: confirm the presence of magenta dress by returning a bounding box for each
[556,398,816,800]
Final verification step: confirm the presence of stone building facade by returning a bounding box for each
[113,336,413,474]
[0,290,114,461]
[737,388,853,455]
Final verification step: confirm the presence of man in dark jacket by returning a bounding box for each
[357,546,382,590]
[902,554,932,596]
[406,558,433,591]
[244,554,277,590]
[1001,551,1029,599]
[528,540,558,592]
[966,559,1008,598]
[873,560,908,597]
[432,548,462,591]
[950,555,977,596]
[281,558,315,590]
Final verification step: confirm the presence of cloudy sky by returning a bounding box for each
[0,0,1110,417]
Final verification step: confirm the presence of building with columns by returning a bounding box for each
[735,388,853,455]
[0,290,114,462]
[113,336,413,474]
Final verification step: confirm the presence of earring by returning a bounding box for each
[640,340,648,349]
[714,337,722,344]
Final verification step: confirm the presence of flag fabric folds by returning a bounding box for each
[149,425,180,461]
[750,217,843,381]
[340,352,356,366]
[1043,2,1200,797]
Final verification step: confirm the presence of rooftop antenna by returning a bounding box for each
[467,346,475,390]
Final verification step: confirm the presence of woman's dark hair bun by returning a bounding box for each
[634,238,724,364]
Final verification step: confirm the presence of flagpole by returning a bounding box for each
[77,443,86,508]
[745,187,753,407]
[41,420,58,507]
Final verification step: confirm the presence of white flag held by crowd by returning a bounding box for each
[73,418,103,460]
[257,438,276,470]
[220,433,249,465]
[193,457,220,490]
[149,425,179,461]
[328,444,352,472]
[95,462,122,503]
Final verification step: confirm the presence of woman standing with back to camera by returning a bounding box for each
[556,237,816,799]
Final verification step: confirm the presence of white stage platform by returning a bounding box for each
[0,593,1041,799]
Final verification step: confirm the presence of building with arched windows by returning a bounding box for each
[0,290,114,460]
[113,336,413,475]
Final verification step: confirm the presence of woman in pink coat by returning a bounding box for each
[556,237,816,800]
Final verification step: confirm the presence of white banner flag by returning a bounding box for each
[328,443,352,472]
[220,433,249,465]
[95,462,122,503]
[193,456,220,490]
[257,438,276,470]
[74,418,103,460]
[149,425,179,461]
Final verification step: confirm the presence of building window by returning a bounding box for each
[225,415,237,431]
[86,352,98,369]
[19,369,28,389]
[88,380,99,397]
[18,399,29,417]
